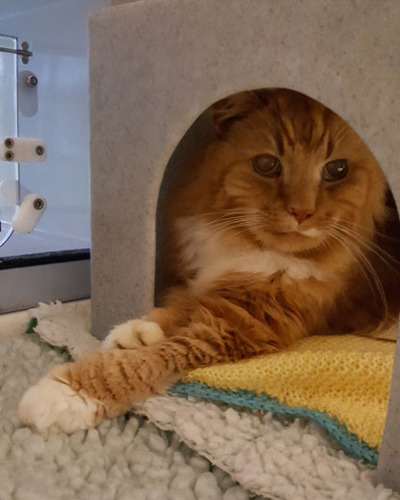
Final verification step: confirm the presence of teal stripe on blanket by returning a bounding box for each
[171,381,378,467]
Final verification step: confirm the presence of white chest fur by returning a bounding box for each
[178,220,324,290]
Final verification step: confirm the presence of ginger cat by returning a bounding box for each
[18,89,400,433]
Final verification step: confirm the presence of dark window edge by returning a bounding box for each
[0,249,90,270]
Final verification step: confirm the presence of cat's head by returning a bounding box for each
[206,88,387,255]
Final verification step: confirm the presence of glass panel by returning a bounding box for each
[0,35,19,248]
[0,0,104,262]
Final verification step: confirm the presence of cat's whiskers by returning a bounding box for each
[327,227,388,316]
[327,229,381,304]
[332,216,400,242]
[202,216,258,232]
[329,221,400,272]
[329,227,385,288]
[334,224,396,266]
[202,209,269,237]
[201,207,262,219]
[197,218,253,241]
[203,210,326,247]
[204,219,265,240]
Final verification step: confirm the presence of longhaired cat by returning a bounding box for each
[18,89,400,432]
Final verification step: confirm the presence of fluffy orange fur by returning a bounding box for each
[19,89,400,431]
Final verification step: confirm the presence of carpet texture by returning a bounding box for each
[1,301,399,500]
[0,333,256,500]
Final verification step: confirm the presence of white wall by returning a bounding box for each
[0,0,106,258]
[0,0,62,18]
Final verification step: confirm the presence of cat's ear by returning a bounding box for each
[212,91,265,136]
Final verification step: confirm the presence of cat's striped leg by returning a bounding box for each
[19,330,227,433]
[18,294,288,433]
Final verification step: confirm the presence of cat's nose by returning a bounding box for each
[288,206,314,224]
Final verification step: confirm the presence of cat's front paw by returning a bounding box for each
[18,370,100,433]
[102,319,165,350]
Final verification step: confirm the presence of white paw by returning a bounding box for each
[102,319,165,350]
[18,376,99,433]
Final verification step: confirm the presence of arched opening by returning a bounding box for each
[156,88,400,337]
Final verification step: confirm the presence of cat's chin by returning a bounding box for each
[261,230,324,254]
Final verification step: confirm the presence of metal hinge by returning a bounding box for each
[0,41,32,64]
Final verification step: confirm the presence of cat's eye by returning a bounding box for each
[322,159,348,181]
[252,154,282,177]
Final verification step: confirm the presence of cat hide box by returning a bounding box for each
[89,0,400,490]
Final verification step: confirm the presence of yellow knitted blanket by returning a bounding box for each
[182,335,395,450]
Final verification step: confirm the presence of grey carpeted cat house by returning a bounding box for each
[89,0,400,489]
